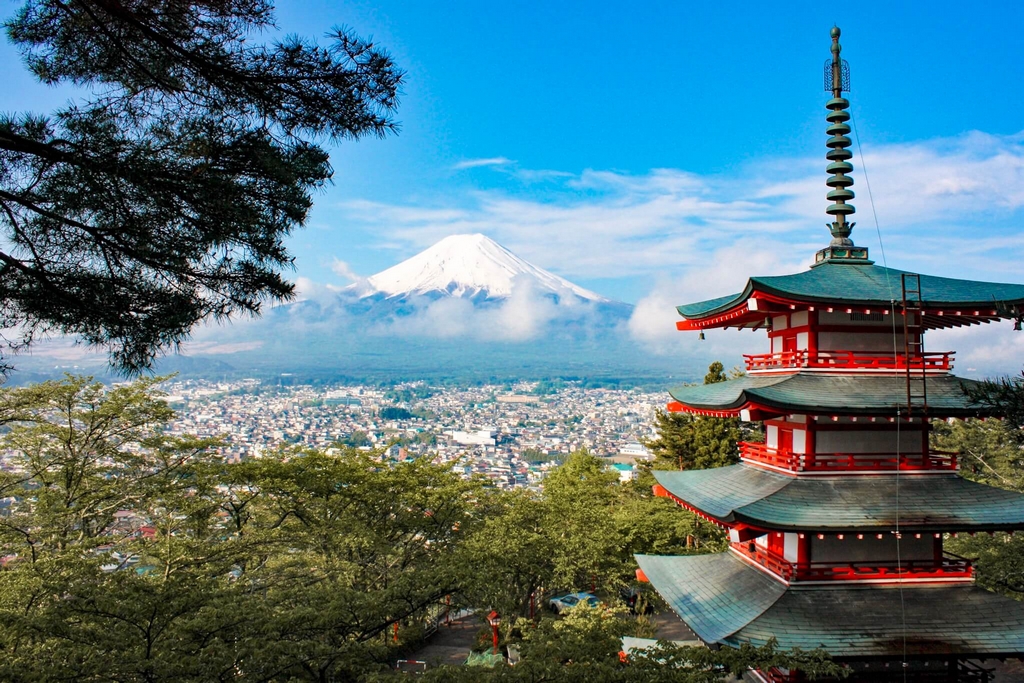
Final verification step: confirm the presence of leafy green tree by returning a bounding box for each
[704,360,728,384]
[645,362,742,471]
[343,430,372,447]
[613,494,727,558]
[0,1,403,373]
[0,376,481,681]
[542,451,624,591]
[380,405,414,420]
[964,371,1024,438]
[935,415,1024,598]
[933,417,1024,491]
[456,490,557,620]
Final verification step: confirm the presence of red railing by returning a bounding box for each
[739,441,958,472]
[732,543,972,582]
[744,350,953,372]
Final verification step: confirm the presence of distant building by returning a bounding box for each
[610,462,636,483]
[619,442,652,460]
[451,430,496,446]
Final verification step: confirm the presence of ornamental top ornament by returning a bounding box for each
[814,26,872,267]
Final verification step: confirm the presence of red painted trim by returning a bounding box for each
[744,350,953,373]
[665,400,785,419]
[811,422,926,431]
[739,442,958,473]
[732,541,973,583]
[676,302,752,330]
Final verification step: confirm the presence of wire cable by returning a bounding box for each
[851,109,909,681]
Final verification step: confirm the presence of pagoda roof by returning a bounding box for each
[653,465,1024,531]
[677,262,1024,325]
[667,373,990,418]
[636,551,1024,657]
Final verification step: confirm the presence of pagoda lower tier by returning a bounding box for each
[635,552,1024,660]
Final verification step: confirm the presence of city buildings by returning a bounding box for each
[157,379,662,489]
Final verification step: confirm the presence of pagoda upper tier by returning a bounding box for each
[676,262,1024,332]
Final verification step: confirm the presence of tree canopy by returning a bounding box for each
[0,375,832,680]
[0,1,403,374]
[644,362,745,471]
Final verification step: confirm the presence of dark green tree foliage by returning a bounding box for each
[459,451,726,622]
[0,376,476,681]
[703,360,727,385]
[0,1,403,373]
[935,414,1024,598]
[964,371,1024,439]
[380,405,414,420]
[645,362,741,471]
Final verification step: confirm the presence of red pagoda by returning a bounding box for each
[636,27,1024,683]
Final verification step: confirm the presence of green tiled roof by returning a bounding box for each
[654,465,1024,531]
[638,551,1024,657]
[667,373,991,417]
[634,553,785,643]
[677,262,1024,319]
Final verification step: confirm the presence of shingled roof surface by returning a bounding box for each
[677,262,1024,319]
[637,552,1024,657]
[634,553,786,643]
[667,373,991,417]
[653,465,1024,531]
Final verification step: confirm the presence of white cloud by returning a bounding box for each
[329,258,370,292]
[346,131,1024,280]
[378,275,585,343]
[451,157,514,170]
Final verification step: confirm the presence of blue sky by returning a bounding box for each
[5,1,1024,372]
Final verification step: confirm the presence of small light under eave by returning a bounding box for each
[698,331,705,341]
[1014,317,1022,331]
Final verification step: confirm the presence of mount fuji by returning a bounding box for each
[16,234,707,384]
[348,233,612,305]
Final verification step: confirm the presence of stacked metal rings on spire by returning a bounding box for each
[825,27,855,238]
[825,100,855,218]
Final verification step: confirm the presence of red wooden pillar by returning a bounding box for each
[797,533,811,578]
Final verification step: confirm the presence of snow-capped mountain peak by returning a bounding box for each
[359,233,610,302]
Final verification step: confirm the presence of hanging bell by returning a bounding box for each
[1015,317,1022,332]
[698,331,706,341]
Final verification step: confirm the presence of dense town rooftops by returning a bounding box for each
[635,552,1024,657]
[666,373,990,419]
[653,466,1024,532]
[676,263,1024,331]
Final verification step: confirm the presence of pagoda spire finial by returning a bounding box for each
[814,26,872,266]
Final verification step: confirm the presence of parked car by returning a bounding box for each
[548,592,600,614]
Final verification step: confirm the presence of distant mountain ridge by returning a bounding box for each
[10,234,706,386]
[348,233,613,304]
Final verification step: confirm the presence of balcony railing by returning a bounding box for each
[739,441,958,472]
[743,350,953,372]
[732,543,973,582]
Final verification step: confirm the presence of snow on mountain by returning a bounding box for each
[356,233,611,303]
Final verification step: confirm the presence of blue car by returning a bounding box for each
[548,592,600,614]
